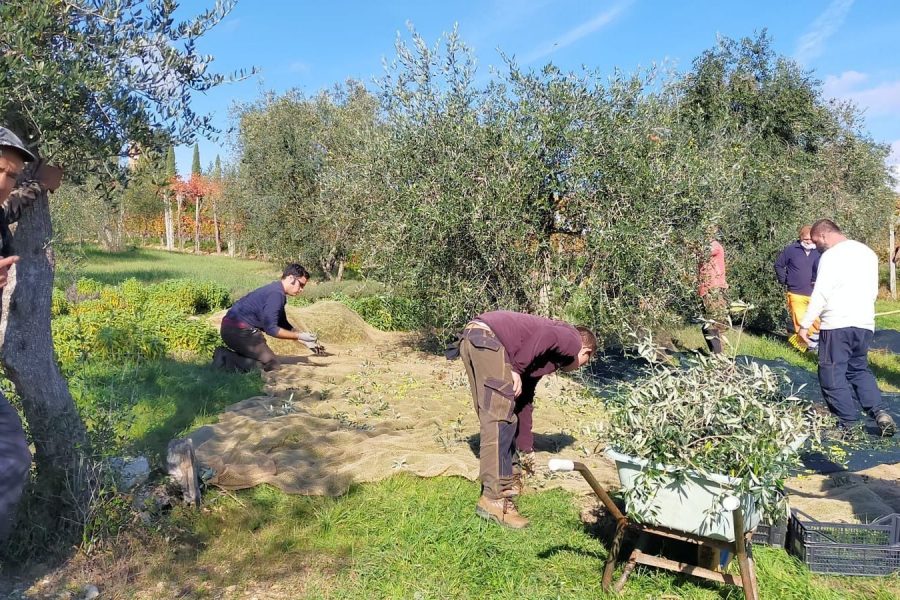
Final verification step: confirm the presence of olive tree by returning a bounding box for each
[233,81,380,278]
[0,0,249,556]
[678,32,894,328]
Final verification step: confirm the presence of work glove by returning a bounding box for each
[297,331,325,355]
[519,451,536,477]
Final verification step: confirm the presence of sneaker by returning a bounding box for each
[475,495,529,529]
[875,411,896,437]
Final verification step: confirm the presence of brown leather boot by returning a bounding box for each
[506,473,524,498]
[475,495,530,529]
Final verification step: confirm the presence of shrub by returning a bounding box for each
[75,277,104,295]
[51,288,69,317]
[53,278,225,370]
[335,293,424,331]
[145,279,231,314]
[119,277,147,307]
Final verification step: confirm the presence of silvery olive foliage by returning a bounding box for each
[233,81,380,279]
[214,29,894,341]
[604,336,834,522]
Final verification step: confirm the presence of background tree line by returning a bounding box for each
[81,29,894,340]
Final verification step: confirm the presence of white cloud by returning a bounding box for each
[221,18,241,34]
[794,0,854,65]
[822,70,868,96]
[844,81,900,116]
[288,61,310,74]
[823,71,900,116]
[521,1,631,65]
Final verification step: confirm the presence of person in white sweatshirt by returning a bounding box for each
[798,219,896,436]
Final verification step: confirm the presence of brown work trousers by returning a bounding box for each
[459,326,518,500]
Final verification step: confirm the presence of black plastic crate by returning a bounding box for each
[788,510,900,576]
[752,519,788,548]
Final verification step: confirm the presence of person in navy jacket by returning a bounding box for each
[775,225,821,350]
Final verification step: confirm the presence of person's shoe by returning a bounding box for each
[506,473,524,498]
[475,495,529,529]
[212,347,227,369]
[875,411,896,437]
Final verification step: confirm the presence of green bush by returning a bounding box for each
[53,278,225,371]
[119,277,148,307]
[75,277,104,297]
[335,293,424,331]
[51,288,69,317]
[144,279,231,314]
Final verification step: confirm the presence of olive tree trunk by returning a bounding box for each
[0,188,91,532]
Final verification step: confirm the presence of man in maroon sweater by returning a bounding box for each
[457,310,596,528]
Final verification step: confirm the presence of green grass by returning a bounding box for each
[57,244,388,301]
[876,298,900,331]
[58,244,278,297]
[68,357,263,461]
[672,322,900,392]
[58,476,898,599]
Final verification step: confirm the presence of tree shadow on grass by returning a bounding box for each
[869,355,900,391]
[68,356,265,462]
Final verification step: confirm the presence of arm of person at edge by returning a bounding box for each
[798,256,833,346]
[3,161,64,222]
[774,248,788,287]
[0,255,19,289]
[812,252,820,287]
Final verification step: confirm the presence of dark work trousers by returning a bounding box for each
[459,326,517,500]
[219,323,279,372]
[818,327,886,427]
[700,288,728,354]
[0,392,31,542]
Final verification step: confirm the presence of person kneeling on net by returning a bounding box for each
[447,311,596,529]
[213,263,324,373]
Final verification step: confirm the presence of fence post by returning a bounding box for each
[890,218,897,300]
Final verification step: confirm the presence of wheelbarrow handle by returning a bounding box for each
[548,458,627,524]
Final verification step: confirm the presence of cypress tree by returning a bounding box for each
[191,142,201,175]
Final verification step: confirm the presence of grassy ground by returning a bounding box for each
[68,358,264,462]
[671,298,900,392]
[15,247,900,598]
[55,244,385,300]
[41,477,899,599]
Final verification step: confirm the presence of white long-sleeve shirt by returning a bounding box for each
[800,239,878,331]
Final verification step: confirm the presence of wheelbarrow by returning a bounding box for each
[549,458,759,600]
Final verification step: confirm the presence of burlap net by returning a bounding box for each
[193,301,899,523]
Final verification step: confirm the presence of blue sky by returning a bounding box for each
[175,0,900,186]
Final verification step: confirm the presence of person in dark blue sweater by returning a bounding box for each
[213,263,323,372]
